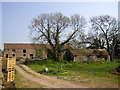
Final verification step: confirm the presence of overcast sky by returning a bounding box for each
[0,1,118,50]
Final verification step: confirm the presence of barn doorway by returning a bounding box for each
[6,54,8,58]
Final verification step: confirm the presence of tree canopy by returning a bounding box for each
[29,12,86,61]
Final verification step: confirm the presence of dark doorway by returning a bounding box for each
[30,54,33,59]
[6,54,8,58]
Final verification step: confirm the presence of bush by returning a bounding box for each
[35,49,43,59]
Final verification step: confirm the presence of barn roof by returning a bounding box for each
[70,49,108,56]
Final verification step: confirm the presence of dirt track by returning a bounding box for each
[15,64,86,88]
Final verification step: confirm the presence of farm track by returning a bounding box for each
[15,64,86,88]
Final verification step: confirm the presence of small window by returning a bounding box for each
[30,54,33,59]
[23,54,26,56]
[30,54,33,56]
[23,49,26,53]
[12,49,16,52]
[13,54,15,57]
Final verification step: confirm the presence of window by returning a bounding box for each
[30,54,33,59]
[13,54,15,57]
[30,54,33,56]
[23,54,26,56]
[12,49,16,52]
[23,49,26,53]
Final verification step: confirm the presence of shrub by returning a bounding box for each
[35,49,43,59]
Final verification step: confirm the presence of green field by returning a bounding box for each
[26,59,119,88]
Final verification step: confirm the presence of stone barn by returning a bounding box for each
[69,49,110,62]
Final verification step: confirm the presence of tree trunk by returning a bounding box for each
[109,53,113,61]
[105,35,113,61]
[108,50,113,61]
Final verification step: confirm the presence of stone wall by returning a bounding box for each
[3,43,69,59]
[3,48,48,59]
[74,55,110,62]
[4,49,34,58]
[67,49,110,62]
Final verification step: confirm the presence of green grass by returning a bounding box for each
[25,59,119,87]
[26,59,119,74]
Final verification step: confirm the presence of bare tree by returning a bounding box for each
[29,13,86,61]
[69,15,87,49]
[87,31,105,49]
[90,15,118,61]
[69,33,88,49]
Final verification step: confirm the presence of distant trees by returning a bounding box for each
[89,15,118,61]
[87,38,105,49]
[86,31,106,49]
[114,21,120,58]
[29,13,86,61]
[69,34,87,49]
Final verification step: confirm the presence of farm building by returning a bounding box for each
[70,49,110,62]
[3,43,50,59]
[3,43,109,61]
[3,43,70,59]
[63,49,110,62]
